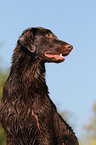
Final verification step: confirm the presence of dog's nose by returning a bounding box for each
[65,44,73,51]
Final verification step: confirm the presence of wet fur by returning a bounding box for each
[0,27,79,145]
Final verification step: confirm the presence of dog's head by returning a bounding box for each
[18,27,73,63]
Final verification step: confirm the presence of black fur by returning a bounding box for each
[0,27,79,145]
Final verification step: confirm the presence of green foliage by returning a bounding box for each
[0,70,8,145]
[0,71,8,103]
[0,124,6,145]
[80,103,96,145]
[85,103,96,145]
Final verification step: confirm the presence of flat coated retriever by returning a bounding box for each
[0,27,79,145]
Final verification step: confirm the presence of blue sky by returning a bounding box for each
[0,0,96,137]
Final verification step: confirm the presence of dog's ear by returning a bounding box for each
[17,30,36,53]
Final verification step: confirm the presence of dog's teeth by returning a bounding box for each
[60,54,62,56]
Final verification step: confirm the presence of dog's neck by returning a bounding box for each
[21,59,48,93]
[11,45,48,95]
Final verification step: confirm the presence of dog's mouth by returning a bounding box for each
[44,51,69,63]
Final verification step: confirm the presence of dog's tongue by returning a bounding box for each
[44,52,65,62]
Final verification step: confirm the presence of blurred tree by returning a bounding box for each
[0,44,8,145]
[0,69,8,145]
[85,103,96,145]
[80,103,96,145]
[0,71,8,103]
[0,70,8,145]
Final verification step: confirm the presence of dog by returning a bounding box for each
[0,27,79,145]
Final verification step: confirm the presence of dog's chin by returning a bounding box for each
[53,58,65,63]
[52,55,65,63]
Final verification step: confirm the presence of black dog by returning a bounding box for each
[0,27,79,145]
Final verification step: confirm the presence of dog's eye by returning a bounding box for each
[45,33,53,38]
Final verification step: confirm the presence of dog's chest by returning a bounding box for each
[6,95,54,136]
